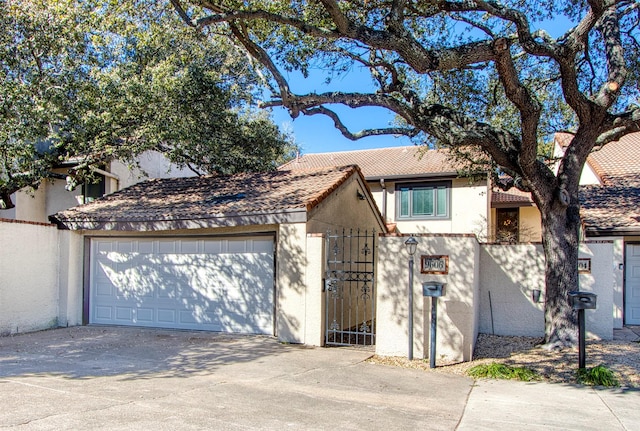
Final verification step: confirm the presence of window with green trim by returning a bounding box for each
[396,182,450,220]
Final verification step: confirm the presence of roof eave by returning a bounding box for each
[365,172,460,181]
[50,208,309,231]
[585,226,640,237]
[491,201,535,209]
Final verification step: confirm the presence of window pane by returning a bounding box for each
[412,188,433,216]
[436,187,447,216]
[400,188,410,217]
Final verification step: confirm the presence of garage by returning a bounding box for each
[50,166,386,345]
[89,236,275,334]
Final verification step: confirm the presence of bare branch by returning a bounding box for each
[302,106,418,141]
[473,0,556,57]
[196,10,339,39]
[598,107,640,145]
[197,3,497,72]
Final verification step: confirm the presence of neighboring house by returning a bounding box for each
[573,132,640,326]
[47,165,384,345]
[2,151,195,224]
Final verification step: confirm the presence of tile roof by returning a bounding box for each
[580,177,640,235]
[50,166,361,231]
[557,131,640,234]
[556,132,640,185]
[280,146,461,179]
[492,188,535,207]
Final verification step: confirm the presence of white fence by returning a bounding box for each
[478,241,616,340]
[376,235,617,362]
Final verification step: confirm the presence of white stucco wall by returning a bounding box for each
[479,244,546,337]
[370,178,488,235]
[276,223,308,343]
[308,174,385,234]
[479,242,615,340]
[56,231,85,328]
[110,151,196,189]
[376,234,480,363]
[0,220,60,334]
[303,235,325,346]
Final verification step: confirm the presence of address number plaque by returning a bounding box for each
[420,255,449,274]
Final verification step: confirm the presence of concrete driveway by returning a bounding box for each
[1,327,638,430]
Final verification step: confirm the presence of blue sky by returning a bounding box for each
[270,67,413,155]
[267,17,575,156]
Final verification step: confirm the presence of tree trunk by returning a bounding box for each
[540,199,582,349]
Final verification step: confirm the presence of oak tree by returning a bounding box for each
[0,0,296,210]
[171,0,639,347]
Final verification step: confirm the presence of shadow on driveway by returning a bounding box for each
[0,326,298,380]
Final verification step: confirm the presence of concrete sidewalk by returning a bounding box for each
[0,327,638,430]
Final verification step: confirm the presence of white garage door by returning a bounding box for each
[89,237,274,334]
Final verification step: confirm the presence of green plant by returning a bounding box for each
[467,362,540,382]
[576,365,620,387]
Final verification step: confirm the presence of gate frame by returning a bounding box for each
[324,228,376,346]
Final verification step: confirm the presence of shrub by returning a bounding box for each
[576,365,620,387]
[467,362,540,382]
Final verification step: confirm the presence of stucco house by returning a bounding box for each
[282,132,640,328]
[280,146,493,238]
[2,151,195,224]
[1,132,638,363]
[39,165,384,346]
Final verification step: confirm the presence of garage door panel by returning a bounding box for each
[90,237,274,334]
[115,307,133,322]
[94,305,113,320]
[136,308,154,323]
[626,244,640,325]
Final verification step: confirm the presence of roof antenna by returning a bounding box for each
[296,150,300,163]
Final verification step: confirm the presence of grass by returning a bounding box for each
[576,365,620,387]
[467,362,540,382]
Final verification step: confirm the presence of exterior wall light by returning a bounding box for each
[532,289,542,303]
[405,236,418,256]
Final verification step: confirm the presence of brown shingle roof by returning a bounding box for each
[280,146,461,179]
[50,166,361,231]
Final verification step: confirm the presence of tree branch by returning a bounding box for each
[303,106,418,140]
[197,2,497,72]
[593,3,627,108]
[491,38,541,173]
[169,0,196,27]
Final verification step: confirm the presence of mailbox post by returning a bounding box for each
[423,282,446,368]
[568,291,597,369]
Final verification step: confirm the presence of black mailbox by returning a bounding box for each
[568,291,597,310]
[423,281,446,297]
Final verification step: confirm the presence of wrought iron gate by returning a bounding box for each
[325,229,376,346]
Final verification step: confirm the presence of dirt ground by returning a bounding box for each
[368,329,640,388]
